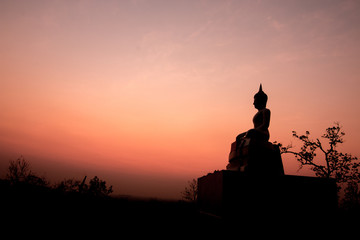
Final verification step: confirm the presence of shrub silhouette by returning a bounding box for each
[181,179,198,202]
[88,176,113,197]
[5,156,113,198]
[6,155,47,187]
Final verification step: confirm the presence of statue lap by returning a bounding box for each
[227,136,284,176]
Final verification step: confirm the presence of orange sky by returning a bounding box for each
[1,0,360,199]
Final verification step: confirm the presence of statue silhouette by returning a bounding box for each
[236,84,270,143]
[227,84,284,175]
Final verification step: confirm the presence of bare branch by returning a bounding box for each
[284,150,328,177]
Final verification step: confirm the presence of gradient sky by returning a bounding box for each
[1,0,360,199]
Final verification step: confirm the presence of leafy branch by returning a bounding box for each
[279,122,360,186]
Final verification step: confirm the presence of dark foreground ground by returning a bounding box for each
[1,181,223,237]
[1,181,359,237]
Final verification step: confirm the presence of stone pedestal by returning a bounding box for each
[197,170,337,219]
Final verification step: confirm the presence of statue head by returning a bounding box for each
[253,84,268,110]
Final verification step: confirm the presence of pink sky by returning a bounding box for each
[1,0,360,199]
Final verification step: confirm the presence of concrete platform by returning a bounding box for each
[198,170,338,219]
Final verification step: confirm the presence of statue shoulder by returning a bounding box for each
[262,108,271,115]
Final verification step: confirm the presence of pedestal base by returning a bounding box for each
[198,170,337,219]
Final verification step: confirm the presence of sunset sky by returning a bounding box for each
[1,0,360,199]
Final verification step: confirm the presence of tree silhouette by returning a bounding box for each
[88,176,113,197]
[54,178,84,193]
[5,157,113,198]
[182,179,198,202]
[279,122,360,206]
[280,122,359,183]
[54,176,113,197]
[7,156,48,186]
[342,180,360,210]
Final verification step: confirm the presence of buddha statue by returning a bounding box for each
[236,84,270,143]
[227,84,284,175]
